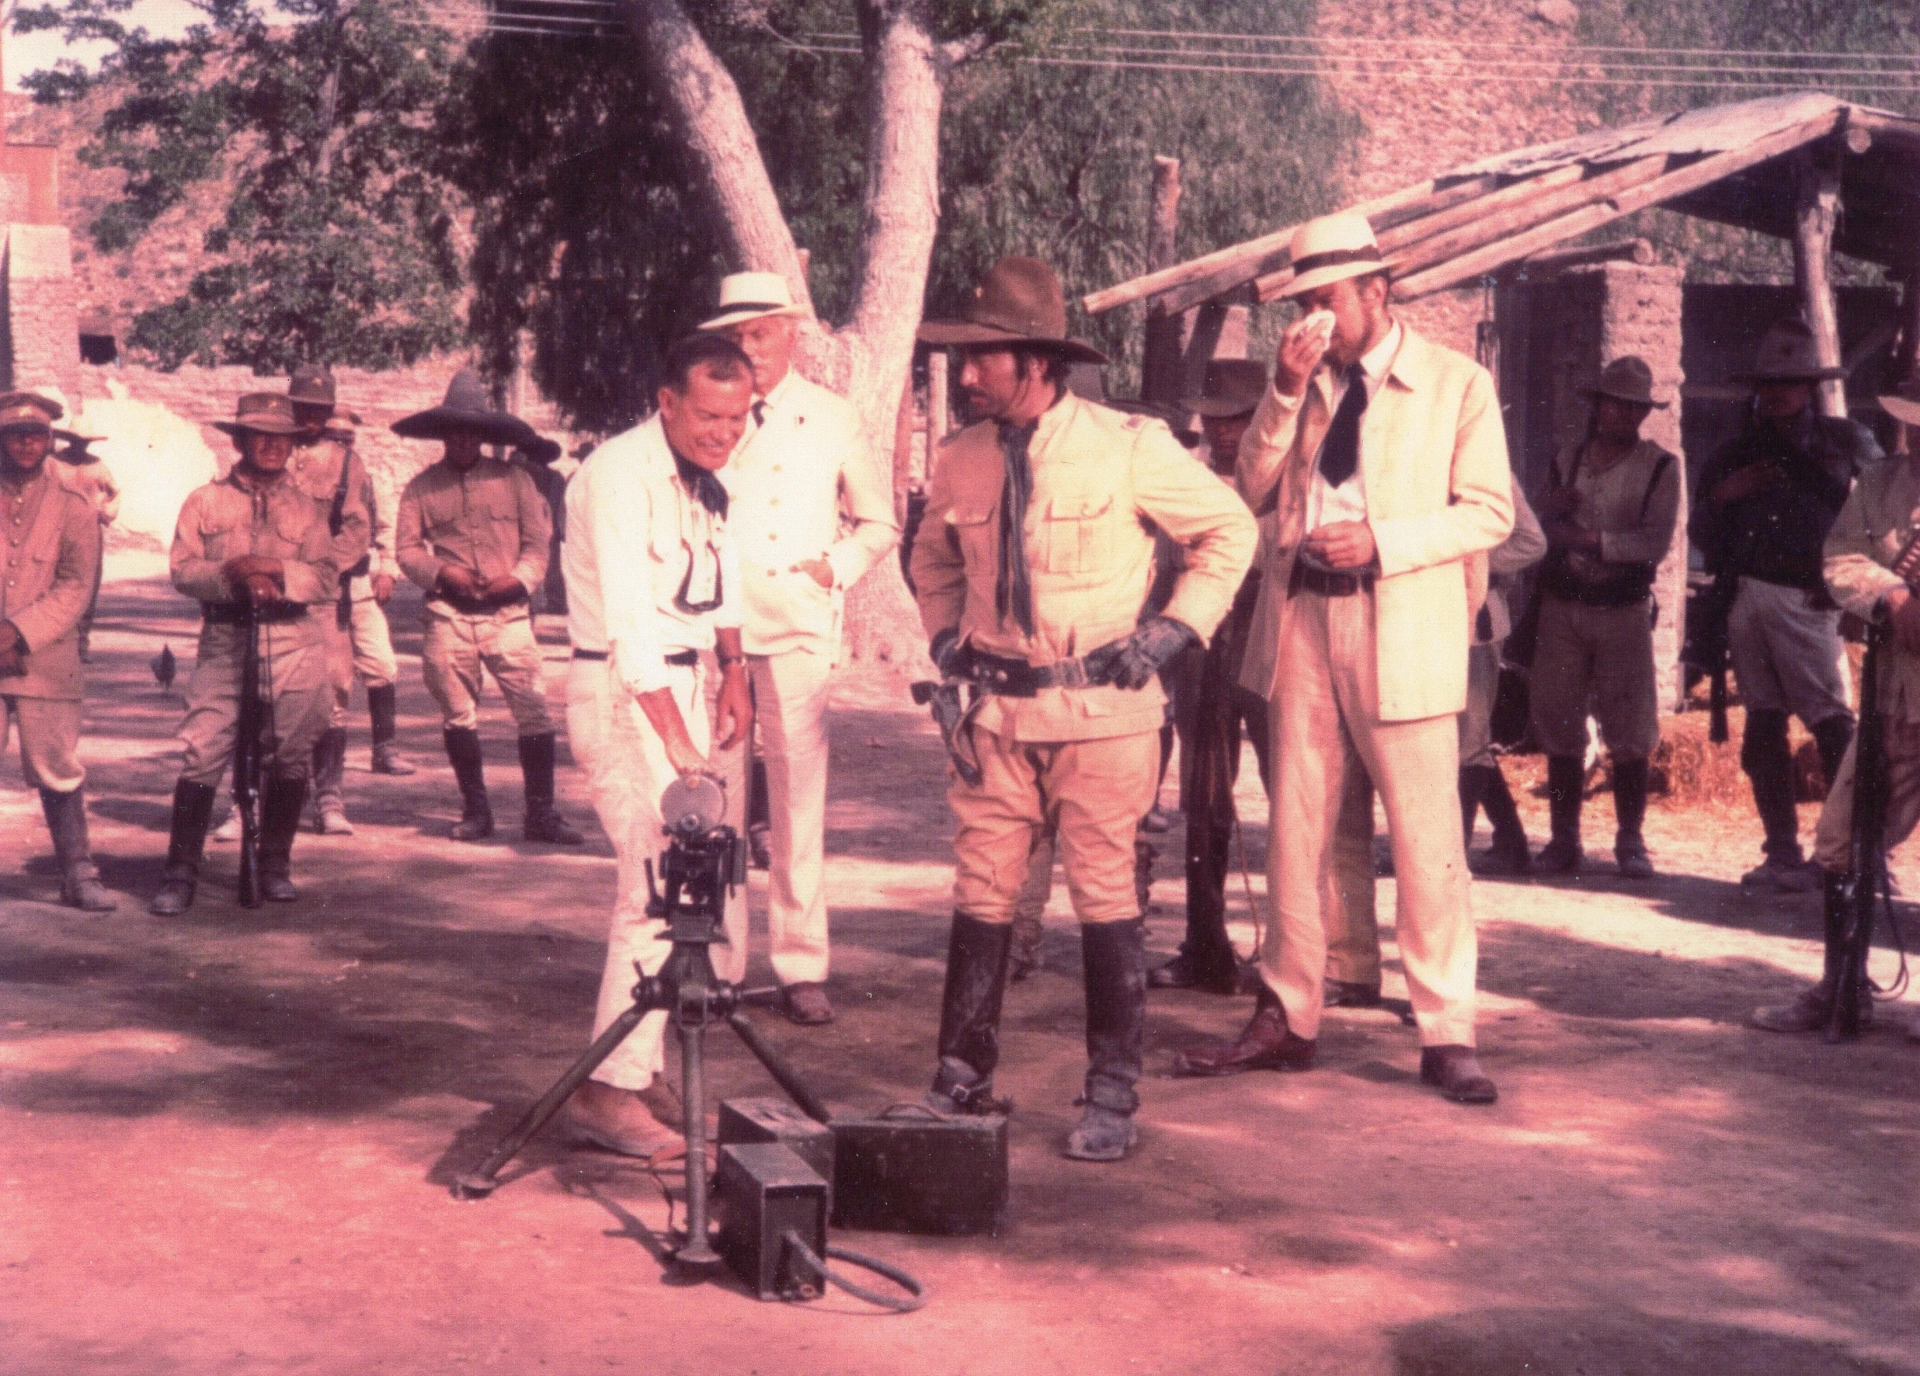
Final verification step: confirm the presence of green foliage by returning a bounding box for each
[19,0,464,372]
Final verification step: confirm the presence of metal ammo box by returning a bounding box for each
[828,1105,1008,1237]
[713,1142,830,1301]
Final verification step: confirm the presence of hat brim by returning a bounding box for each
[391,408,540,448]
[696,303,808,332]
[915,319,1109,365]
[0,418,54,435]
[212,418,302,437]
[1275,259,1388,300]
[1581,386,1669,409]
[1731,366,1849,384]
[1880,394,1920,428]
[1182,396,1262,418]
[517,437,563,466]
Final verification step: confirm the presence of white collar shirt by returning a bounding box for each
[1304,320,1403,541]
[564,414,741,696]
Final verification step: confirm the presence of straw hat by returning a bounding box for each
[212,393,302,437]
[1732,317,1848,383]
[1182,359,1270,417]
[1275,212,1387,299]
[392,370,543,449]
[1879,375,1920,429]
[917,257,1109,364]
[696,272,810,333]
[1582,356,1668,409]
[0,391,63,433]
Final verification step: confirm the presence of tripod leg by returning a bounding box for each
[675,1020,721,1271]
[726,1011,833,1125]
[452,1000,651,1198]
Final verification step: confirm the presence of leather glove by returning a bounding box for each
[1101,616,1198,691]
[929,628,965,677]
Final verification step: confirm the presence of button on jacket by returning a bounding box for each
[170,470,340,620]
[0,465,101,700]
[718,370,899,656]
[396,456,550,613]
[562,414,742,696]
[911,392,1256,743]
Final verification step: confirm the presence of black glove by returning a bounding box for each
[929,628,965,677]
[1102,616,1198,690]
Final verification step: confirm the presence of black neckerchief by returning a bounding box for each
[671,448,728,519]
[994,417,1039,637]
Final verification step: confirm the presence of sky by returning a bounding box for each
[6,0,230,91]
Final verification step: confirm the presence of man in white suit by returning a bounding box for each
[698,273,901,1025]
[1175,212,1513,1103]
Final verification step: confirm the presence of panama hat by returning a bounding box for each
[1581,355,1668,409]
[1879,374,1920,429]
[393,370,543,449]
[1732,318,1848,383]
[1275,212,1387,299]
[1182,359,1270,418]
[917,258,1109,364]
[0,391,63,433]
[696,272,810,333]
[212,393,302,437]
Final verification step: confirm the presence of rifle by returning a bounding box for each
[233,602,265,909]
[1688,572,1737,743]
[1827,612,1887,1039]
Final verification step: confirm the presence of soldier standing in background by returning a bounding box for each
[51,426,117,664]
[1,392,114,911]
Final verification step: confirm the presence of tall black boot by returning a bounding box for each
[310,726,352,835]
[1472,763,1532,876]
[924,914,1014,1115]
[258,774,309,902]
[518,732,583,845]
[1742,709,1801,863]
[1066,918,1145,1162]
[443,728,493,841]
[39,787,115,911]
[1458,765,1486,847]
[1537,755,1585,874]
[367,684,415,775]
[150,779,217,915]
[1612,755,1654,877]
[1811,714,1855,796]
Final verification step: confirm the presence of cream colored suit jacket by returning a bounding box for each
[1236,324,1513,723]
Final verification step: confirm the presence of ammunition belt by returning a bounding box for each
[202,601,309,626]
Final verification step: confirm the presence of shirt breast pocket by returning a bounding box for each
[1038,494,1114,574]
[947,505,997,568]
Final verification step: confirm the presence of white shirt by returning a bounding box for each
[1303,320,1403,538]
[719,369,900,656]
[563,415,742,696]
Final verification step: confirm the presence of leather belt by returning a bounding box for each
[438,587,530,615]
[961,644,1120,698]
[572,648,698,667]
[202,600,309,626]
[1289,563,1375,598]
[571,648,609,661]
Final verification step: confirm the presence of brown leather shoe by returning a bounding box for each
[566,1079,684,1157]
[1172,990,1315,1076]
[782,982,834,1025]
[1419,1045,1498,1104]
[1322,978,1382,1008]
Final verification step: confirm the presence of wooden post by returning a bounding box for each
[1793,142,1848,418]
[1139,156,1184,404]
[926,349,949,454]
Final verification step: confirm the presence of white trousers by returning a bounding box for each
[709,646,836,986]
[567,657,747,1090]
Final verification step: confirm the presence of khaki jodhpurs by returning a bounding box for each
[421,608,555,735]
[1266,589,1478,1047]
[1,694,83,793]
[177,622,331,786]
[1529,595,1660,759]
[950,726,1160,925]
[325,592,400,726]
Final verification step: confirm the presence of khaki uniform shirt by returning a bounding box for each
[287,429,378,596]
[1544,437,1681,588]
[396,457,551,617]
[169,469,340,649]
[1824,457,1920,722]
[911,393,1256,743]
[0,464,101,700]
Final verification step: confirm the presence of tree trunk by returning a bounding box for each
[1793,141,1847,419]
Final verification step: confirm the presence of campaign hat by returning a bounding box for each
[1581,355,1668,409]
[1182,359,1270,417]
[212,392,302,437]
[1732,317,1848,383]
[917,257,1108,364]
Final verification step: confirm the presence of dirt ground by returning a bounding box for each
[2,570,1916,1376]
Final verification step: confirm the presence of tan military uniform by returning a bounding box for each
[289,425,396,721]
[1,464,101,791]
[169,470,338,784]
[911,393,1256,924]
[396,455,555,734]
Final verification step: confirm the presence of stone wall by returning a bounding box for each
[2,225,82,402]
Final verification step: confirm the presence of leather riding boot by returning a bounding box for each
[1067,918,1146,1161]
[1536,755,1586,874]
[1472,762,1532,875]
[1458,764,1487,846]
[1009,914,1045,982]
[258,775,309,901]
[310,727,352,835]
[1611,756,1653,877]
[38,787,116,912]
[443,728,493,841]
[1811,714,1855,796]
[150,779,217,915]
[1742,709,1801,864]
[924,914,1014,1115]
[367,684,415,775]
[518,732,583,845]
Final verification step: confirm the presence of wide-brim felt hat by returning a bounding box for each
[288,363,337,406]
[1582,355,1668,409]
[1183,359,1270,417]
[212,392,302,437]
[517,436,563,466]
[393,369,542,448]
[1880,375,1920,429]
[697,271,811,332]
[1108,398,1200,448]
[1732,318,1848,383]
[52,427,106,458]
[917,257,1109,364]
[1276,211,1387,300]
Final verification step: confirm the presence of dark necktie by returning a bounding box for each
[1318,363,1368,488]
[672,450,728,519]
[751,399,767,429]
[994,419,1038,638]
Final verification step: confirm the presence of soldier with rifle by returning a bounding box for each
[1752,374,1920,1043]
[152,394,337,915]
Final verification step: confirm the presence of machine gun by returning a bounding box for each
[233,603,265,909]
[1686,571,1738,744]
